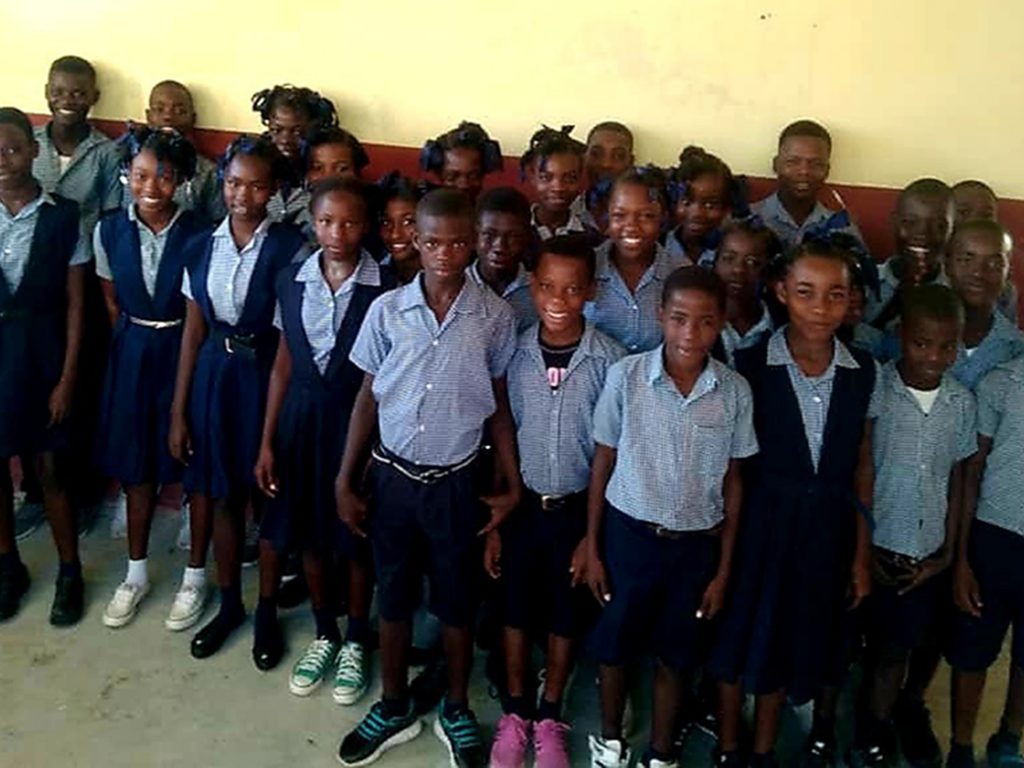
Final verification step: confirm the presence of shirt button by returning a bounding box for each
[419,425,425,432]
[431,339,439,347]
[426,383,433,391]
[631,304,638,311]
[629,344,637,351]
[920,463,927,470]
[812,396,822,404]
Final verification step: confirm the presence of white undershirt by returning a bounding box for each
[906,384,940,415]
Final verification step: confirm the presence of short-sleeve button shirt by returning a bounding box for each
[0,190,89,292]
[975,356,1024,537]
[94,205,185,297]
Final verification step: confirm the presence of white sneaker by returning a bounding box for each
[332,640,369,705]
[102,581,150,628]
[108,493,128,539]
[176,502,191,552]
[589,735,631,768]
[642,758,679,768]
[289,637,340,696]
[165,582,208,631]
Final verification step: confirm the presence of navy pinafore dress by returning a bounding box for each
[260,261,394,556]
[708,338,875,704]
[184,222,305,499]
[95,209,210,486]
[0,194,80,458]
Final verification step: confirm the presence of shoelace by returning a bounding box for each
[443,710,482,750]
[173,585,201,606]
[534,720,569,757]
[112,583,142,608]
[296,639,337,675]
[336,643,364,681]
[356,702,400,739]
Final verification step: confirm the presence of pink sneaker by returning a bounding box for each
[489,713,531,768]
[534,718,571,768]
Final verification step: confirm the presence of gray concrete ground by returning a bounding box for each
[0,504,1010,768]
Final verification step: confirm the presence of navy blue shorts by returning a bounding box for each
[590,505,719,671]
[501,490,592,639]
[947,521,1024,672]
[865,562,950,658]
[369,455,484,628]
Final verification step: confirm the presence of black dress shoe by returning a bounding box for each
[49,572,84,627]
[252,615,285,671]
[191,609,245,659]
[276,572,308,610]
[0,562,30,620]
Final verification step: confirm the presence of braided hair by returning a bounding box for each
[117,122,197,182]
[217,133,292,186]
[251,84,338,130]
[420,121,503,176]
[519,125,585,178]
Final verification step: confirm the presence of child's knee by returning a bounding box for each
[34,453,65,494]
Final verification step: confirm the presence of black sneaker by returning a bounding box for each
[0,561,30,620]
[986,731,1024,768]
[714,748,744,768]
[49,571,84,627]
[802,730,837,768]
[410,659,448,716]
[433,704,486,768]
[947,743,976,768]
[337,699,422,766]
[850,740,898,768]
[895,697,942,768]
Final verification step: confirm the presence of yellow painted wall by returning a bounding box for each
[2,0,1022,195]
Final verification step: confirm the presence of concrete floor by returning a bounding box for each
[0,503,1012,768]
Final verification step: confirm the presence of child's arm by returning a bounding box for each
[585,444,616,606]
[850,419,875,609]
[335,373,378,538]
[168,299,207,463]
[700,458,743,620]
[954,435,990,618]
[478,376,522,536]
[99,278,119,328]
[49,265,85,426]
[897,460,965,595]
[254,336,291,497]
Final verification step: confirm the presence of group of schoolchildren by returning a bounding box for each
[1,53,1023,768]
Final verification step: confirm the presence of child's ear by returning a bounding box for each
[771,154,781,176]
[584,279,597,303]
[774,278,789,307]
[822,160,831,181]
[91,88,101,108]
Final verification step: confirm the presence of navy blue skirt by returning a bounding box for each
[96,317,183,486]
[708,481,857,704]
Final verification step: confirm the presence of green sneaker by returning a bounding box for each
[289,637,339,697]
[333,640,368,705]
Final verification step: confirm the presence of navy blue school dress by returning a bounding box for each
[184,220,306,499]
[261,252,395,556]
[95,208,210,486]
[0,194,81,459]
[708,334,876,704]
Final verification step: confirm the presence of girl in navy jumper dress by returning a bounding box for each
[710,242,877,768]
[95,126,209,630]
[0,108,87,628]
[168,134,307,661]
[254,178,394,694]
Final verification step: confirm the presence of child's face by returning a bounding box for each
[675,172,729,241]
[0,124,39,190]
[658,288,724,372]
[530,251,594,339]
[945,229,1010,312]
[414,213,474,281]
[146,83,195,134]
[312,190,367,262]
[267,105,308,160]
[307,143,357,186]
[774,135,830,202]
[45,70,99,128]
[476,210,529,278]
[894,193,952,281]
[954,186,998,224]
[843,284,866,327]
[714,230,767,302]
[441,148,484,202]
[607,182,662,263]
[381,199,417,263]
[900,314,960,390]
[129,148,178,218]
[585,129,633,186]
[530,153,582,214]
[222,155,276,222]
[777,255,850,345]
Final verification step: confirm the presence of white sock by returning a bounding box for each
[182,566,206,589]
[125,557,149,587]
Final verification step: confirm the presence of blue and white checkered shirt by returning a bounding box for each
[467,261,537,334]
[350,275,517,466]
[584,240,690,354]
[664,228,716,269]
[950,310,1024,392]
[122,154,225,224]
[720,303,774,368]
[594,349,758,531]
[267,186,310,223]
[975,356,1024,538]
[33,124,122,259]
[531,196,591,241]
[0,191,89,292]
[767,327,880,472]
[94,205,185,297]
[508,323,625,495]
[750,191,868,254]
[871,362,977,559]
[273,249,381,374]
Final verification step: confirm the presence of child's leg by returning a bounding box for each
[718,680,744,753]
[501,626,531,705]
[125,483,156,561]
[212,493,244,595]
[599,664,629,740]
[345,556,372,645]
[650,661,685,756]
[36,452,77,565]
[865,650,909,725]
[187,492,212,569]
[380,618,412,701]
[1000,665,1024,738]
[0,464,15,557]
[443,623,474,708]
[302,550,341,640]
[752,689,786,756]
[257,539,280,602]
[903,644,942,703]
[952,669,987,747]
[539,633,574,715]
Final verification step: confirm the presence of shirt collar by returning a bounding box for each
[296,249,382,290]
[884,360,961,407]
[468,261,530,296]
[0,189,54,220]
[766,325,859,372]
[725,302,773,338]
[760,191,830,231]
[396,273,488,317]
[517,320,604,357]
[531,200,587,235]
[595,239,675,282]
[212,215,271,253]
[128,203,184,235]
[37,124,109,158]
[646,343,722,393]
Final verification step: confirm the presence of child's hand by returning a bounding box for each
[954,559,983,618]
[586,556,611,607]
[569,538,588,587]
[336,483,369,539]
[698,574,728,620]
[483,529,501,579]
[848,559,872,610]
[897,554,950,596]
[48,378,73,427]
[254,446,278,498]
[478,487,521,536]
[168,416,191,464]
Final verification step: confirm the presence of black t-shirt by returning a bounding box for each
[539,332,581,390]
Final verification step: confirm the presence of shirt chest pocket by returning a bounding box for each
[692,420,730,477]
